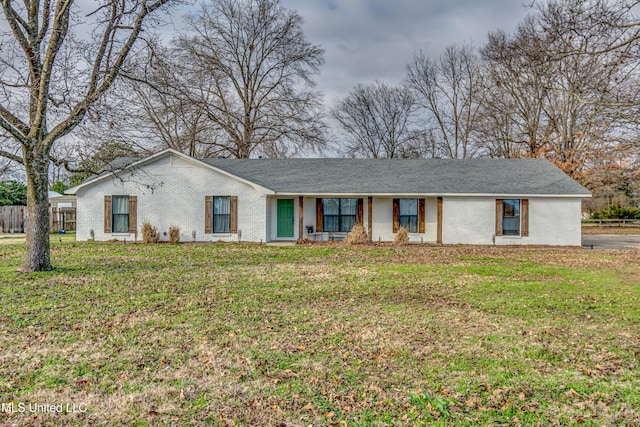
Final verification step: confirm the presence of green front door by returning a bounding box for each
[277,199,295,238]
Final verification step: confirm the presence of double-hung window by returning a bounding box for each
[213,196,231,233]
[205,195,237,234]
[112,196,130,233]
[502,199,520,235]
[323,198,357,232]
[399,199,418,233]
[393,198,425,233]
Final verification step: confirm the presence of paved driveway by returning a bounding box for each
[582,234,640,250]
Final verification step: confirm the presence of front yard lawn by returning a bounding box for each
[0,241,638,426]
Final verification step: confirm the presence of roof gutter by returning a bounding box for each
[271,192,591,198]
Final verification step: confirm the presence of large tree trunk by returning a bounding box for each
[22,152,53,272]
[0,0,172,272]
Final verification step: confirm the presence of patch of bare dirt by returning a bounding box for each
[0,234,26,244]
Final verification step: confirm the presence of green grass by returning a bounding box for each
[0,241,638,426]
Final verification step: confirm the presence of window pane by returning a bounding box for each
[214,196,230,214]
[400,215,418,233]
[340,198,357,215]
[324,199,357,232]
[212,196,231,232]
[340,215,356,232]
[503,217,520,235]
[409,216,418,232]
[399,199,418,215]
[399,216,408,229]
[503,199,520,235]
[324,215,339,232]
[112,196,129,214]
[113,214,129,233]
[503,199,520,217]
[112,196,129,233]
[214,214,230,233]
[323,198,339,215]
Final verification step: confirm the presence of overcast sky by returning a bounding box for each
[167,1,534,108]
[276,0,534,107]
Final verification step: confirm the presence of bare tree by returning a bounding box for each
[332,81,416,159]
[396,129,447,159]
[126,69,220,158]
[174,0,326,158]
[78,45,223,160]
[0,0,174,272]
[480,19,554,158]
[474,89,526,159]
[535,0,640,174]
[478,0,639,208]
[406,44,485,159]
[539,0,640,60]
[0,133,22,178]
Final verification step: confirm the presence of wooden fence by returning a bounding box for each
[50,207,76,232]
[0,206,76,233]
[0,206,26,233]
[583,219,640,227]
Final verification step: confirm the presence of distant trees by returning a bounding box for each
[539,0,640,60]
[331,0,639,207]
[332,81,416,158]
[534,0,640,191]
[49,181,67,195]
[477,0,639,209]
[406,45,485,159]
[479,19,552,160]
[0,180,27,206]
[87,0,327,159]
[124,58,219,158]
[66,141,143,187]
[173,0,326,158]
[76,47,221,160]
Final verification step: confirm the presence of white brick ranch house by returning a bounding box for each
[66,149,591,246]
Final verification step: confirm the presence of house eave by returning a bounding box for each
[65,149,275,195]
[271,192,591,198]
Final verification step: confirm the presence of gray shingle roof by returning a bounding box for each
[200,158,591,196]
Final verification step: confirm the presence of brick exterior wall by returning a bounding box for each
[443,196,582,246]
[74,152,583,246]
[76,154,267,242]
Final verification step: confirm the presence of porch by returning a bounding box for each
[266,196,443,243]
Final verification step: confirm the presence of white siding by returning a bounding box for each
[444,196,582,246]
[443,197,496,245]
[371,197,434,243]
[302,197,317,239]
[75,154,267,242]
[520,198,582,246]
[424,198,438,243]
[74,152,583,246]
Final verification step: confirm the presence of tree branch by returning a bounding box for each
[0,107,29,145]
[48,155,97,174]
[0,148,24,164]
[44,0,172,147]
[31,0,74,140]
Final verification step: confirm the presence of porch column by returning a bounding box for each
[368,196,373,242]
[437,197,443,244]
[298,196,304,240]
